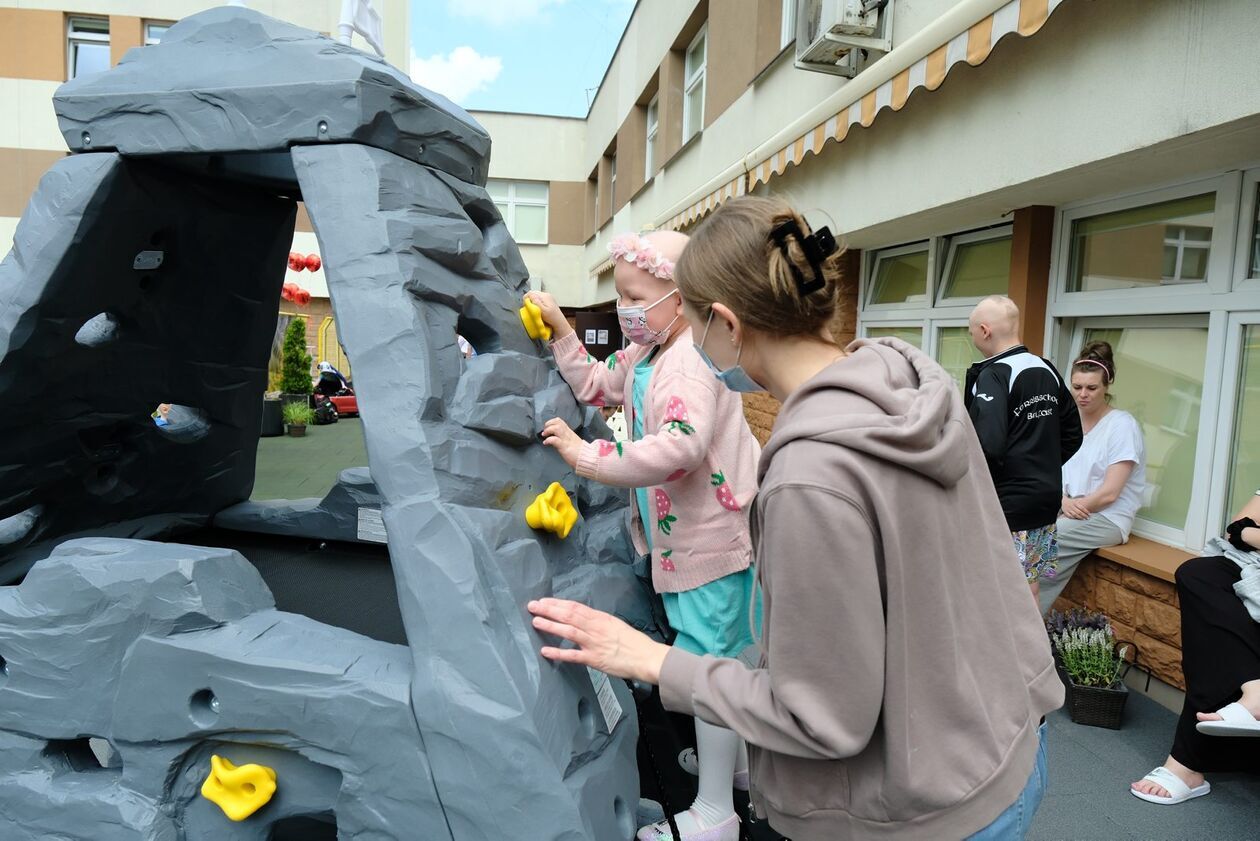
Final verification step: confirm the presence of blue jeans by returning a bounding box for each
[965,723,1048,840]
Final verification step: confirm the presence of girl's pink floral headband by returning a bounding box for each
[608,233,675,281]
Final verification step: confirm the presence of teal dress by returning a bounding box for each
[632,353,759,659]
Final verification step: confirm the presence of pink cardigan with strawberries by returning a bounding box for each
[549,329,759,593]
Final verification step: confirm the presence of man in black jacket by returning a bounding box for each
[966,296,1082,603]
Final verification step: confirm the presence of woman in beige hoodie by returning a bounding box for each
[528,196,1063,840]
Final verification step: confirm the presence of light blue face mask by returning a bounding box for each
[696,310,764,393]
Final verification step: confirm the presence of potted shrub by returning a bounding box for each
[1048,615,1132,729]
[282,401,314,437]
[279,317,312,408]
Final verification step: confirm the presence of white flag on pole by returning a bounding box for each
[339,0,385,57]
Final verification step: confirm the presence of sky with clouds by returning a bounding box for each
[410,0,635,117]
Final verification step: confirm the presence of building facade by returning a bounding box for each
[478,0,1258,689]
[1,0,410,378]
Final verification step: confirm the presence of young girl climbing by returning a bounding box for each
[526,229,760,841]
[527,197,1063,840]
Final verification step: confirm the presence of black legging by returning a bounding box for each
[1170,556,1260,772]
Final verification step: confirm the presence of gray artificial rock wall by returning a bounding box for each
[0,7,650,840]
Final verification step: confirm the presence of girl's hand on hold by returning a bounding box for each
[525,292,572,338]
[1061,496,1090,520]
[542,417,583,468]
[527,597,670,684]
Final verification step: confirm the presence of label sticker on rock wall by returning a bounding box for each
[587,666,624,733]
[357,507,388,544]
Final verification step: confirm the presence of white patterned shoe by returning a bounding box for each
[635,811,740,841]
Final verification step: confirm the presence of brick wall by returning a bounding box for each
[741,251,860,446]
[1053,556,1184,690]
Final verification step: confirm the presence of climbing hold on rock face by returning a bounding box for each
[200,754,277,821]
[519,298,552,342]
[525,482,577,539]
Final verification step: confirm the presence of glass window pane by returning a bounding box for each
[515,181,548,202]
[646,99,658,129]
[514,205,547,243]
[684,86,704,139]
[866,326,923,348]
[686,34,706,78]
[942,236,1011,299]
[146,24,169,45]
[1227,325,1260,519]
[493,201,509,223]
[71,17,109,35]
[1068,193,1215,292]
[486,180,509,200]
[869,248,928,305]
[1083,325,1208,531]
[1249,185,1260,279]
[72,42,111,78]
[936,327,984,392]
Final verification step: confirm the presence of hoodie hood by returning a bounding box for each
[760,337,971,489]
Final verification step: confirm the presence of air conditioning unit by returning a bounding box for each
[795,0,894,77]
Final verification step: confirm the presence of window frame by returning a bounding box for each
[66,16,110,81]
[1052,174,1241,308]
[929,319,984,391]
[781,0,798,49]
[862,240,934,312]
[1206,310,1260,538]
[487,179,549,245]
[645,95,659,179]
[936,224,1014,307]
[1062,313,1222,549]
[144,22,172,46]
[1041,167,1260,554]
[860,321,924,350]
[682,25,708,143]
[1233,170,1260,291]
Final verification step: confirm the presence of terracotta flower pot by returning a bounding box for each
[287,423,307,438]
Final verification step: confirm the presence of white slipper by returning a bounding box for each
[1130,766,1210,805]
[1195,702,1260,737]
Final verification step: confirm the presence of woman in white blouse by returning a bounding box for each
[1038,341,1147,614]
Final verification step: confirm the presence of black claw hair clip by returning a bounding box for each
[769,219,837,295]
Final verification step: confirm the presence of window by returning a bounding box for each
[488,180,548,244]
[682,26,707,143]
[145,23,170,45]
[1226,324,1260,518]
[1066,193,1216,292]
[67,17,110,80]
[940,231,1011,301]
[1075,322,1208,534]
[781,0,797,49]
[936,326,984,393]
[867,244,928,305]
[610,154,617,195]
[645,95,659,178]
[1248,185,1260,279]
[864,325,922,348]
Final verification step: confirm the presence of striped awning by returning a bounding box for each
[589,256,616,278]
[749,0,1069,188]
[662,174,747,232]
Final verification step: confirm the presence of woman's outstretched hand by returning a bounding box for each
[527,598,670,685]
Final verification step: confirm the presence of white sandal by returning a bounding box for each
[1195,701,1260,737]
[1130,766,1210,805]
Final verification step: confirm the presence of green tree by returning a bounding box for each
[280,317,313,395]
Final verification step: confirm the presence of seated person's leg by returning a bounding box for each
[1038,514,1123,614]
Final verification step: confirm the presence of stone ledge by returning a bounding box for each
[1094,536,1195,583]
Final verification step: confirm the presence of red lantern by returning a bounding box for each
[304,253,322,272]
[288,251,304,271]
[296,289,311,306]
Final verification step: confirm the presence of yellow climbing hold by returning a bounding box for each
[519,298,552,342]
[200,754,277,821]
[526,482,577,539]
